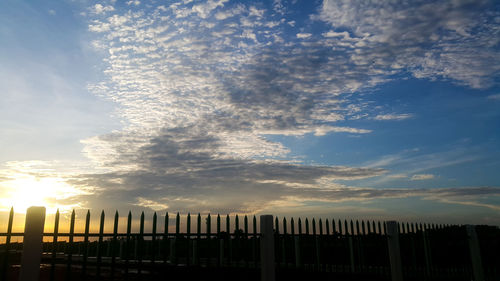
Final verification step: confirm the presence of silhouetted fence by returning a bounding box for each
[0,207,499,281]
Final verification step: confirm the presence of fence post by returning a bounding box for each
[466,225,484,281]
[19,206,46,281]
[260,215,275,281]
[386,221,403,281]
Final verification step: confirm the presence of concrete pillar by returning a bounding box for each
[466,225,484,281]
[386,221,403,281]
[19,207,46,281]
[260,215,275,281]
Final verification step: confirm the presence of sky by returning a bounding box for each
[1,0,500,227]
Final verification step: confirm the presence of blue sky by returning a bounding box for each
[0,0,499,226]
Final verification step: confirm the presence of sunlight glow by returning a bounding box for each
[0,173,86,214]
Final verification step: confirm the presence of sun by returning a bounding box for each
[0,174,84,214]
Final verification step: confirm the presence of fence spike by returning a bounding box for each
[253,215,257,236]
[235,214,240,233]
[319,219,323,236]
[291,217,295,236]
[140,211,145,234]
[312,218,317,236]
[275,216,280,234]
[165,212,169,236]
[50,209,60,280]
[217,214,221,235]
[305,218,310,235]
[111,210,119,277]
[125,211,132,275]
[367,220,371,234]
[197,213,201,238]
[207,214,211,236]
[65,209,76,280]
[187,213,191,236]
[378,221,382,234]
[356,220,360,235]
[332,219,337,235]
[362,220,366,235]
[344,220,349,235]
[283,217,287,235]
[82,210,90,276]
[96,210,105,278]
[325,218,330,235]
[176,212,180,236]
[153,212,157,234]
[226,214,230,234]
[244,215,249,238]
[350,220,354,236]
[298,218,303,235]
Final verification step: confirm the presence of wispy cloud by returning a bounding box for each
[487,94,500,100]
[411,174,435,181]
[374,114,413,121]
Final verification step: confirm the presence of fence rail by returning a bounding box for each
[0,207,499,281]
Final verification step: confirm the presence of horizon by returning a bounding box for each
[1,0,499,227]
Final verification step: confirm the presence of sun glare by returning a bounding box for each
[0,174,84,214]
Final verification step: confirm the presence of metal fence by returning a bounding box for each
[0,207,499,281]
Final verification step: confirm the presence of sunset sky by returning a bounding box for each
[1,0,499,226]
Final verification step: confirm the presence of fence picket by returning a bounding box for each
[82,210,90,278]
[252,215,257,268]
[217,214,222,267]
[163,212,168,264]
[195,213,200,266]
[1,207,13,281]
[244,215,249,267]
[96,210,104,279]
[152,212,157,265]
[207,214,211,236]
[138,211,144,274]
[187,213,191,266]
[282,217,287,267]
[65,210,75,281]
[110,211,118,279]
[50,209,60,281]
[125,211,131,279]
[172,212,179,265]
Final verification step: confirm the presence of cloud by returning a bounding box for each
[316,0,500,89]
[72,0,500,215]
[296,33,312,39]
[487,94,500,100]
[374,113,413,121]
[93,4,115,15]
[411,174,435,180]
[192,0,229,19]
